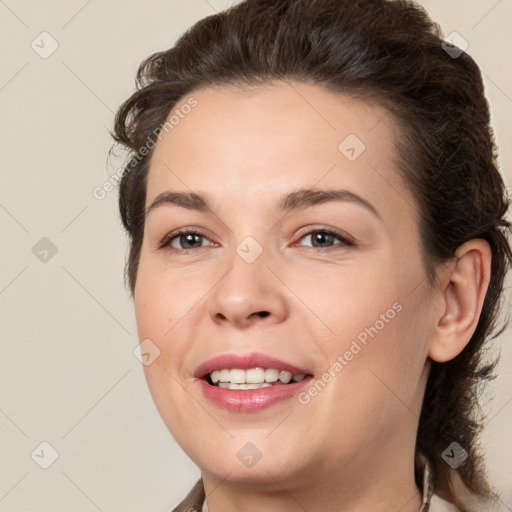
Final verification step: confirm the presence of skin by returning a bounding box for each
[133,81,491,512]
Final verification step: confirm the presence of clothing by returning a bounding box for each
[171,460,460,512]
[430,494,461,512]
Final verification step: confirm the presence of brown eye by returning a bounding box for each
[173,233,206,250]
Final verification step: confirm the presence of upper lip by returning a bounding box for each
[194,352,313,379]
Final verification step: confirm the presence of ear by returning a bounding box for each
[428,239,492,363]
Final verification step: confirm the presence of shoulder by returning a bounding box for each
[429,493,461,512]
[170,479,205,512]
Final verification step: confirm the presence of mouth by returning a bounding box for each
[194,352,315,410]
[204,367,312,390]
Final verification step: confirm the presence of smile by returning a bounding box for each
[195,353,314,411]
[208,368,307,389]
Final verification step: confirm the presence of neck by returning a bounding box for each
[202,424,423,512]
[203,479,422,512]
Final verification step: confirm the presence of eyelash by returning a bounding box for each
[157,227,355,252]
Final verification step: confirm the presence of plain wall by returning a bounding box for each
[1,1,511,510]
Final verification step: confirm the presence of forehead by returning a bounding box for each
[146,81,417,225]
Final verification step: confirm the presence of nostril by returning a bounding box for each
[257,311,270,318]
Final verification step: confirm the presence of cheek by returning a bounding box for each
[134,264,184,388]
[299,265,404,355]
[134,252,208,382]
[315,267,430,410]
[342,286,432,409]
[134,266,199,437]
[134,253,200,339]
[316,306,427,453]
[141,360,202,459]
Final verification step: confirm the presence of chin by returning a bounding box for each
[190,436,310,484]
[200,459,302,486]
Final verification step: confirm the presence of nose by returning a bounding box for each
[208,250,288,329]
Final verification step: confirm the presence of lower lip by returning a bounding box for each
[198,378,313,411]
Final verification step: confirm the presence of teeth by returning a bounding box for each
[208,368,307,386]
[230,369,246,384]
[247,368,266,383]
[264,368,279,382]
[218,382,273,390]
[279,370,292,384]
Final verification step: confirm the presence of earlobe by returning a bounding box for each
[428,239,492,363]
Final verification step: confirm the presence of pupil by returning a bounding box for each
[313,232,333,247]
[183,233,201,248]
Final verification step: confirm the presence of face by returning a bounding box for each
[134,81,437,491]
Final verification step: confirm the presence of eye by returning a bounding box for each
[296,228,354,250]
[158,227,355,252]
[158,230,215,251]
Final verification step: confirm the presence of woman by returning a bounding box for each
[112,0,511,510]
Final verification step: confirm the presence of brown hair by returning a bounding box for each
[111,0,512,508]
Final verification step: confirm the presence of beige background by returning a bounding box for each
[1,1,511,510]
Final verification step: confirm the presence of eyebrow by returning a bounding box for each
[145,188,381,220]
